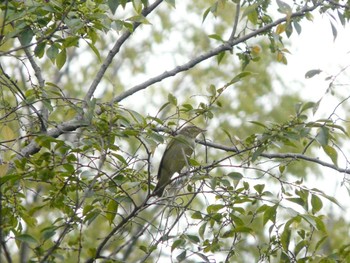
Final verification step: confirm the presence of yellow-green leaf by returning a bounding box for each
[322,145,338,166]
[106,199,119,225]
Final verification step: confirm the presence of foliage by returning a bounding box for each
[1,0,350,262]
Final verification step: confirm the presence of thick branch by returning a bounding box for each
[18,118,89,158]
[113,3,320,103]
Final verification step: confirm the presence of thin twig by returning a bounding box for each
[228,0,241,42]
[199,140,350,174]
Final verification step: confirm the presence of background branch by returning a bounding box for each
[113,3,320,103]
[200,140,350,174]
[84,0,164,103]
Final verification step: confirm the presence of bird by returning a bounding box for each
[153,125,205,197]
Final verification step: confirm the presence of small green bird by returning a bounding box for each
[153,125,205,197]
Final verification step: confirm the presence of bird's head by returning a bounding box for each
[178,125,206,138]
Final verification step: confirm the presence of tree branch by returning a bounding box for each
[13,2,322,161]
[199,140,350,175]
[18,118,89,158]
[113,3,320,103]
[0,64,47,132]
[84,0,164,102]
[84,198,152,263]
[228,0,241,42]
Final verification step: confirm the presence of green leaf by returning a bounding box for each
[207,204,224,213]
[217,51,226,64]
[315,235,328,251]
[34,42,46,58]
[222,229,235,238]
[249,121,267,128]
[230,71,252,84]
[300,101,316,113]
[232,226,254,234]
[199,222,206,239]
[139,245,148,253]
[171,238,185,252]
[191,211,203,219]
[295,240,308,256]
[87,41,102,62]
[305,69,322,79]
[84,209,100,225]
[41,226,56,241]
[19,27,34,46]
[279,165,285,174]
[305,12,314,21]
[263,205,277,225]
[322,145,338,166]
[281,227,291,251]
[63,36,79,48]
[254,184,265,194]
[314,216,326,232]
[185,234,200,244]
[127,15,151,25]
[276,0,292,15]
[313,99,321,115]
[46,44,59,63]
[285,21,293,38]
[106,199,119,225]
[56,49,67,69]
[168,93,177,106]
[65,17,83,32]
[202,7,211,23]
[108,0,119,14]
[338,10,346,26]
[241,3,258,19]
[293,20,302,34]
[16,234,38,245]
[207,84,216,96]
[286,198,305,209]
[176,251,186,261]
[62,163,75,173]
[42,99,53,112]
[251,146,265,162]
[330,21,337,41]
[316,127,329,146]
[327,123,349,136]
[231,214,244,226]
[123,21,134,32]
[165,0,176,8]
[311,188,342,208]
[208,34,224,42]
[311,194,323,214]
[227,172,243,181]
[0,163,9,177]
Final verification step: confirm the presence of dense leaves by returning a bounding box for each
[1,0,350,262]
